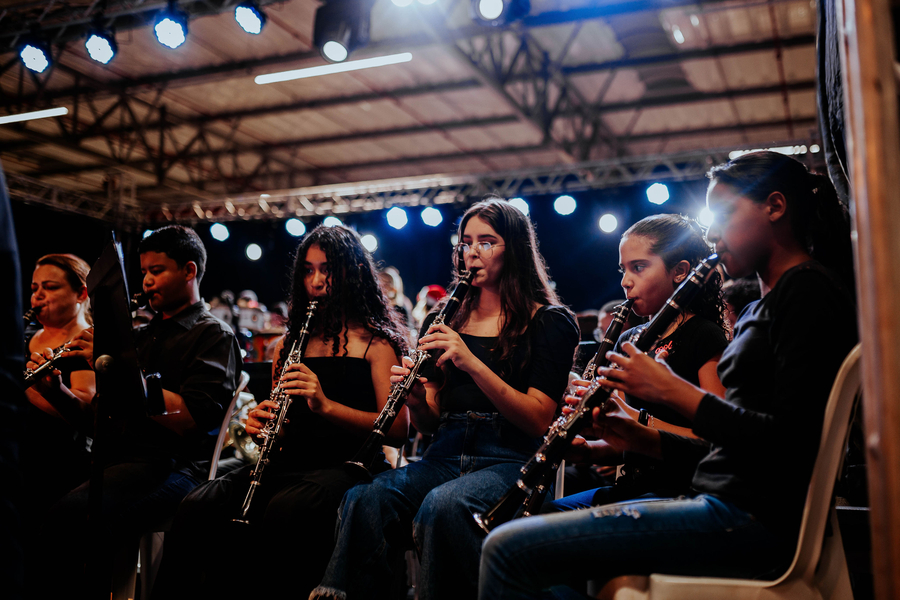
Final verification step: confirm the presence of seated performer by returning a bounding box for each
[478,151,858,599]
[35,225,241,597]
[311,198,580,600]
[545,213,728,512]
[151,225,410,599]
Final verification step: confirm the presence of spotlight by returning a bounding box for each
[323,216,343,227]
[391,0,413,5]
[554,195,576,216]
[314,0,372,63]
[235,2,266,34]
[598,214,618,233]
[508,198,529,216]
[387,207,409,230]
[450,233,459,246]
[85,29,117,64]
[471,0,530,26]
[699,207,714,228]
[286,218,306,237]
[646,183,669,205]
[246,243,262,261]
[20,41,51,73]
[154,2,189,49]
[210,223,230,242]
[421,207,442,227]
[361,234,378,252]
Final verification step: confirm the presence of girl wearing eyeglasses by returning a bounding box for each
[312,198,579,600]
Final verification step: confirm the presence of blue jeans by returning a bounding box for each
[313,412,538,600]
[478,494,794,600]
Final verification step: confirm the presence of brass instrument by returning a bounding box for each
[345,266,474,479]
[227,392,261,463]
[233,300,317,524]
[473,254,720,533]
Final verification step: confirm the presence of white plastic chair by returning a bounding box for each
[598,343,861,600]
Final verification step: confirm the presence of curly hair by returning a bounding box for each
[276,225,410,379]
[436,197,574,376]
[622,214,728,333]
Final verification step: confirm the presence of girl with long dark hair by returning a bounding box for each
[311,198,580,600]
[152,225,409,599]
[478,151,858,599]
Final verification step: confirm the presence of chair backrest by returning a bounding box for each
[779,343,861,584]
[209,370,250,480]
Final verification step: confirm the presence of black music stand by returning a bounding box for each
[84,234,148,596]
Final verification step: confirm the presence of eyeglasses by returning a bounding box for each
[457,241,505,258]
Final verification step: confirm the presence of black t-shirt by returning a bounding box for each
[660,261,857,541]
[420,305,579,427]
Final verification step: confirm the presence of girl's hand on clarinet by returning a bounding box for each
[27,349,63,394]
[561,379,590,416]
[418,324,477,372]
[597,342,677,405]
[245,399,280,438]
[281,363,329,414]
[589,397,643,453]
[390,356,427,406]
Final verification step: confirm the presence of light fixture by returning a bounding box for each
[508,198,529,216]
[154,2,189,49]
[554,195,576,216]
[646,183,670,205]
[235,2,266,34]
[286,218,306,237]
[391,0,413,5]
[699,207,714,228]
[85,29,117,64]
[20,41,51,73]
[361,234,378,252]
[672,25,685,44]
[255,52,412,84]
[387,207,409,230]
[0,107,68,125]
[323,216,343,227]
[246,243,262,261]
[421,207,442,227]
[210,223,230,242]
[598,214,618,233]
[314,0,372,63]
[471,0,530,26]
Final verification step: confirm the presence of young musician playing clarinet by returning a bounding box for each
[543,214,729,513]
[311,198,579,600]
[477,151,858,600]
[35,226,241,598]
[151,225,410,600]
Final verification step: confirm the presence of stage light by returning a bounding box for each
[387,207,409,230]
[392,0,413,6]
[598,214,618,233]
[143,230,153,239]
[246,243,262,261]
[20,41,50,73]
[210,223,230,241]
[235,2,266,34]
[554,195,576,216]
[286,218,306,237]
[361,234,378,252]
[0,107,68,125]
[508,198,529,216]
[418,0,437,5]
[154,2,189,49]
[314,0,371,63]
[323,216,343,227]
[471,0,530,26]
[672,25,685,44]
[699,207,714,228]
[810,144,821,153]
[450,234,459,246]
[646,183,669,205]
[256,52,412,84]
[85,30,117,64]
[421,207,442,227]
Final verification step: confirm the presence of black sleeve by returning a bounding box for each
[526,306,580,403]
[692,269,857,452]
[658,431,711,478]
[177,324,241,433]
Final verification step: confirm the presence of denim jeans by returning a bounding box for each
[478,494,794,600]
[313,411,538,600]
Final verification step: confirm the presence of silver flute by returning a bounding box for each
[233,300,317,524]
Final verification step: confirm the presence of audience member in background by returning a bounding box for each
[412,284,447,331]
[722,277,762,331]
[152,225,409,600]
[379,266,414,329]
[35,225,241,598]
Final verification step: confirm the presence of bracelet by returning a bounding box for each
[648,415,656,429]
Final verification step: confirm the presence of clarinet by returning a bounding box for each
[23,306,41,325]
[517,299,634,517]
[345,267,475,479]
[474,254,720,533]
[233,300,317,525]
[24,343,68,388]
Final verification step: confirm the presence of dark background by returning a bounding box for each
[12,178,711,316]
